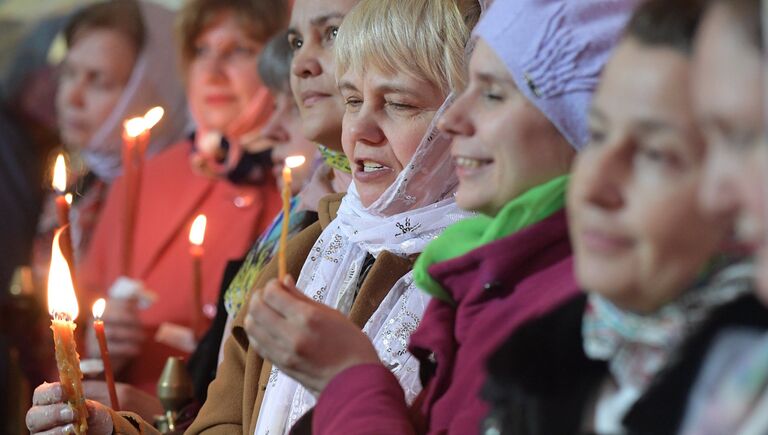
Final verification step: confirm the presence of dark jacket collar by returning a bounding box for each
[482,292,768,435]
[625,293,768,434]
[482,293,605,435]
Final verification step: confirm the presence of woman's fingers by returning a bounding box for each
[31,425,77,435]
[246,294,291,350]
[26,403,76,433]
[32,383,64,406]
[260,278,313,322]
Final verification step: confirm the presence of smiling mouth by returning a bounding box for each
[361,160,388,173]
[454,156,493,169]
[301,92,331,107]
[579,228,634,254]
[354,159,394,181]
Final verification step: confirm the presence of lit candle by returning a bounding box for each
[48,229,88,434]
[121,117,147,275]
[52,154,75,266]
[136,107,164,180]
[142,106,165,135]
[52,154,69,226]
[278,156,307,280]
[92,298,119,411]
[188,214,207,336]
[119,108,165,276]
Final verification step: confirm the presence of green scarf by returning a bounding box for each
[318,145,352,173]
[413,175,570,303]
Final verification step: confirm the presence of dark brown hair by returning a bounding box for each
[625,0,705,54]
[177,0,289,68]
[258,31,292,93]
[64,0,145,52]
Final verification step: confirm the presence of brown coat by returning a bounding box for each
[108,193,413,433]
[186,193,413,433]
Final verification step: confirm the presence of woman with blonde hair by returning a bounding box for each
[196,0,480,432]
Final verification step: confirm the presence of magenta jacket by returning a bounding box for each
[308,210,579,434]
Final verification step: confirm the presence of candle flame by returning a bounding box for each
[92,298,106,320]
[52,154,67,193]
[123,117,147,138]
[285,155,306,169]
[143,106,165,130]
[47,229,78,320]
[65,193,73,205]
[189,214,207,246]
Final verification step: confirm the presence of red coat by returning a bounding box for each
[78,139,281,393]
[311,210,578,434]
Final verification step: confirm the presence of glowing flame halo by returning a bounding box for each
[52,154,67,193]
[92,298,106,320]
[123,117,147,139]
[143,106,164,130]
[189,214,207,247]
[285,155,306,169]
[47,229,79,320]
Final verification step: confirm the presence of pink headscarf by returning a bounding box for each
[82,1,189,182]
[189,86,275,180]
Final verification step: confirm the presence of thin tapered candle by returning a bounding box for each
[189,214,207,336]
[278,156,306,280]
[92,298,120,411]
[121,117,146,275]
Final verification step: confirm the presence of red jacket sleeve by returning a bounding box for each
[313,364,417,435]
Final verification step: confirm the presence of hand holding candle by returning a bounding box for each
[92,298,120,411]
[278,156,307,280]
[189,214,207,336]
[48,229,88,434]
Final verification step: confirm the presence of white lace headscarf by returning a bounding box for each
[254,0,494,432]
[81,1,189,181]
[254,95,471,435]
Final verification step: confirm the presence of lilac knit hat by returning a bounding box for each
[474,0,640,149]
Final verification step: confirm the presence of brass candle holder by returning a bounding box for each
[155,357,193,433]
